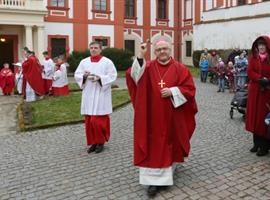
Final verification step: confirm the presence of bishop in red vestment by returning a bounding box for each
[0,63,15,95]
[126,39,197,197]
[246,35,270,156]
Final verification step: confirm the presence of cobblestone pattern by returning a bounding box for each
[1,80,270,200]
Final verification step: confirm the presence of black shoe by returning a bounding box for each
[95,144,104,153]
[87,144,97,154]
[250,146,258,153]
[147,186,158,197]
[217,90,221,92]
[256,148,268,156]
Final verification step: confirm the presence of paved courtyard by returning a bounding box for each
[0,95,21,136]
[1,80,270,200]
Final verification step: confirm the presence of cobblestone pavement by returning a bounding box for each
[1,80,270,200]
[0,95,21,136]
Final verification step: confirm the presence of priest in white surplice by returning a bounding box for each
[74,41,117,154]
[126,39,197,197]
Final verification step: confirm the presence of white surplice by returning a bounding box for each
[131,58,187,185]
[74,57,117,115]
[42,58,54,80]
[15,72,23,94]
[52,63,68,88]
[25,82,37,102]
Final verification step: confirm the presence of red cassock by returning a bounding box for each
[0,68,15,94]
[84,115,110,145]
[22,55,45,96]
[44,79,53,94]
[126,59,198,168]
[246,36,270,138]
[52,85,69,96]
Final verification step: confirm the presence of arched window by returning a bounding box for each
[125,0,135,18]
[158,0,167,19]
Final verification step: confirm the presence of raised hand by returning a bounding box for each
[138,39,150,59]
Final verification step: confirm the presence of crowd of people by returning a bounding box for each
[0,48,69,101]
[199,48,248,93]
[199,36,270,158]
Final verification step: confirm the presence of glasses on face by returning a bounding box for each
[155,47,169,53]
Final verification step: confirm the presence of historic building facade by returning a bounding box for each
[0,0,269,67]
[193,0,270,52]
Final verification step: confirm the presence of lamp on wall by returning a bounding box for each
[0,38,6,42]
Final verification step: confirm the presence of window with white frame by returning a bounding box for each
[158,0,167,19]
[125,0,135,18]
[95,0,107,11]
[51,0,65,7]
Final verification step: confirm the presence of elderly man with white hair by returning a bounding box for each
[126,38,198,197]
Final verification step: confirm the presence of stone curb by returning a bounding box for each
[17,99,25,131]
[17,97,131,132]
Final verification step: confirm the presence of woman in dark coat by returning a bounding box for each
[246,35,270,156]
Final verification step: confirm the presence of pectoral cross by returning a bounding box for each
[158,79,166,88]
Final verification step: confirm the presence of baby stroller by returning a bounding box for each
[230,88,248,119]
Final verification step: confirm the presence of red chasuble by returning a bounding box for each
[0,68,15,94]
[22,55,45,96]
[126,58,198,168]
[246,36,270,138]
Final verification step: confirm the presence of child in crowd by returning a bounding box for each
[217,61,226,92]
[199,54,209,83]
[234,50,248,90]
[226,61,236,93]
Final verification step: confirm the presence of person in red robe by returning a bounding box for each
[246,35,270,156]
[0,63,15,95]
[22,50,45,101]
[126,39,197,197]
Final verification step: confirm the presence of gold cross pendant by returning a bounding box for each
[158,79,166,88]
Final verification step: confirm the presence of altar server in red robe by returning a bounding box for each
[42,51,54,94]
[0,63,15,95]
[52,56,69,96]
[74,41,117,154]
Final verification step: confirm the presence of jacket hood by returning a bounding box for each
[251,35,270,57]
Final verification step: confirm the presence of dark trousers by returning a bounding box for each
[200,71,208,82]
[253,134,270,150]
